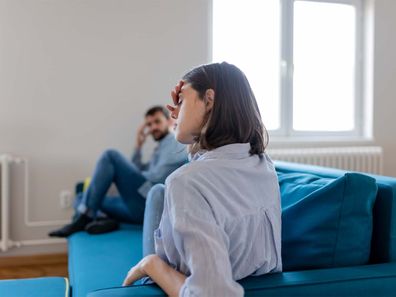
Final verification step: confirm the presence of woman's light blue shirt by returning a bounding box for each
[154,143,282,296]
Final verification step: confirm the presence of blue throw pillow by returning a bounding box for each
[278,171,378,271]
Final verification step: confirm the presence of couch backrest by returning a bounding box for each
[274,161,396,265]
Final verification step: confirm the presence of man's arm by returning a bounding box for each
[141,142,188,184]
[131,123,149,170]
[131,148,149,171]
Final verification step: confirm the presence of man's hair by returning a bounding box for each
[145,105,170,119]
[182,62,268,156]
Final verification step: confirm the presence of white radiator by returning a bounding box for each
[267,146,383,174]
[1,154,12,252]
[0,154,66,252]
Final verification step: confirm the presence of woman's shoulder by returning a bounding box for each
[163,162,212,209]
[166,151,274,184]
[165,160,208,185]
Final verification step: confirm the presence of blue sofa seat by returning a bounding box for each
[65,161,396,296]
[0,277,69,297]
[68,224,143,297]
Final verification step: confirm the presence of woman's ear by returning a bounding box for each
[205,89,215,112]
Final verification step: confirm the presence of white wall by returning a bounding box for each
[0,0,396,256]
[371,0,396,178]
[0,0,211,256]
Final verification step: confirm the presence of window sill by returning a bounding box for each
[268,136,376,148]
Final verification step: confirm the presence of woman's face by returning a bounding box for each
[170,83,209,144]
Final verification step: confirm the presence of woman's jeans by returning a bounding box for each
[142,184,165,256]
[76,149,147,224]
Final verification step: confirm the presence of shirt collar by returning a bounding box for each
[194,143,251,161]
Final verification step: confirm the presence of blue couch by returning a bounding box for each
[1,161,395,296]
[66,161,396,297]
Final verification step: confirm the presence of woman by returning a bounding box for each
[123,62,282,296]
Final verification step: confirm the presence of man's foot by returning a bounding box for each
[48,214,92,237]
[85,218,120,235]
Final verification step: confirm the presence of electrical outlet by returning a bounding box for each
[59,190,73,209]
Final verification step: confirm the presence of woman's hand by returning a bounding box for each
[122,254,187,297]
[122,254,158,286]
[171,80,184,105]
[167,80,184,117]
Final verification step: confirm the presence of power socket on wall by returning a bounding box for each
[59,190,73,209]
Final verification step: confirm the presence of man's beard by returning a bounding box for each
[152,130,169,141]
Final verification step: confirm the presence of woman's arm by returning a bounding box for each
[165,177,244,296]
[122,254,186,297]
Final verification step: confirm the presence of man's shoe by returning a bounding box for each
[48,214,92,238]
[85,218,119,235]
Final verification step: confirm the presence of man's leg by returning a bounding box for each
[79,149,146,220]
[49,149,146,237]
[101,196,139,223]
[71,192,83,222]
[84,194,145,235]
[142,184,165,256]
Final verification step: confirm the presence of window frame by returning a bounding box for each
[211,0,365,140]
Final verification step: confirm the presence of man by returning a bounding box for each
[49,106,188,237]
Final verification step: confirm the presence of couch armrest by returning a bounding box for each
[0,277,70,297]
[240,262,396,296]
[87,284,165,297]
[87,263,396,297]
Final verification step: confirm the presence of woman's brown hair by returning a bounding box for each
[183,62,269,156]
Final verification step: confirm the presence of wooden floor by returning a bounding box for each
[0,253,68,280]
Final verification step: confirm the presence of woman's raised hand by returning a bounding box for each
[171,80,184,105]
[167,80,184,116]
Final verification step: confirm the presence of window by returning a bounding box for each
[212,0,364,138]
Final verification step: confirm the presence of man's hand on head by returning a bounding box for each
[136,123,149,149]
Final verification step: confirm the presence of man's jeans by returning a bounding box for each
[76,149,147,224]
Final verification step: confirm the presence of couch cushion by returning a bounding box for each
[278,171,378,271]
[0,277,69,297]
[68,224,143,297]
[275,161,396,265]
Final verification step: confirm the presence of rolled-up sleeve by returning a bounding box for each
[166,177,244,297]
